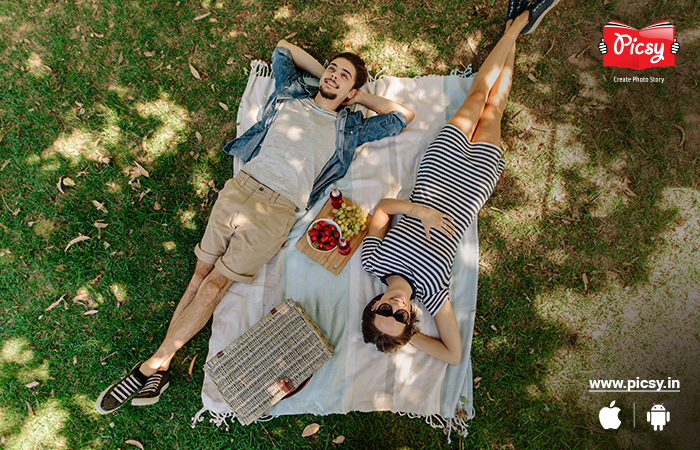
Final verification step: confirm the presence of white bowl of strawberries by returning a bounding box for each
[306,219,342,252]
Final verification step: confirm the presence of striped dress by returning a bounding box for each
[361,124,505,316]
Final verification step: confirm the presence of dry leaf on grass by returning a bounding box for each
[125,440,144,450]
[83,310,99,316]
[284,32,298,40]
[218,102,229,111]
[195,131,202,143]
[65,235,90,252]
[57,177,64,194]
[487,392,496,401]
[302,423,321,437]
[582,273,589,291]
[26,401,34,417]
[118,51,124,64]
[153,201,162,211]
[188,354,197,375]
[332,435,345,444]
[25,381,40,389]
[189,63,201,79]
[0,222,7,232]
[94,221,108,229]
[528,73,538,82]
[490,325,497,331]
[63,177,75,187]
[92,200,108,213]
[45,294,66,311]
[194,12,211,21]
[133,161,149,178]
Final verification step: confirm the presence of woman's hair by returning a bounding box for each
[362,293,420,353]
[330,52,368,91]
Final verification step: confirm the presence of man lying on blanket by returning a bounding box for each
[96,40,414,414]
[361,0,559,364]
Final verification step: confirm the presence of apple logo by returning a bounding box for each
[599,400,622,429]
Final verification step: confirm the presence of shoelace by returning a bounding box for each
[140,374,163,394]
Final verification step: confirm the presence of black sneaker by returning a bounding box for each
[95,363,148,414]
[132,370,170,406]
[507,0,528,21]
[520,0,560,34]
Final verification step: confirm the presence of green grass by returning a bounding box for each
[2,0,700,449]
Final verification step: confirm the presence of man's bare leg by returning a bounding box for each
[131,259,217,375]
[166,260,215,332]
[138,267,234,377]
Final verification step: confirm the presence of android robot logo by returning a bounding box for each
[646,404,670,431]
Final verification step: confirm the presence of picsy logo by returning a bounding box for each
[598,21,679,70]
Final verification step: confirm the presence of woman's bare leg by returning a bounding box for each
[447,11,527,140]
[471,37,516,146]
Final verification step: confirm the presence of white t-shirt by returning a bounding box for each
[242,98,337,209]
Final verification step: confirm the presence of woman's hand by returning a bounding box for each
[411,205,456,240]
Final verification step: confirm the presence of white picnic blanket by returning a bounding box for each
[193,61,480,437]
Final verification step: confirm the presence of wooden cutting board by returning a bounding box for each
[296,198,372,275]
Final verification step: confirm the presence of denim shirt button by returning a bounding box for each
[259,186,264,191]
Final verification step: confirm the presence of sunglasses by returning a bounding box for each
[375,302,409,324]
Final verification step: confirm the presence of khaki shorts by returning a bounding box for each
[195,171,297,283]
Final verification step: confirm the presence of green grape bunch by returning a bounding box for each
[332,203,367,238]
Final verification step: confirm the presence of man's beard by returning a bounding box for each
[319,84,338,100]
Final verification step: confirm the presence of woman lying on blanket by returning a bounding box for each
[361,3,558,365]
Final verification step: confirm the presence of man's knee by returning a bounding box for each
[202,269,234,295]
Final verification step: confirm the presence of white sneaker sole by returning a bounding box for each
[522,0,561,35]
[131,381,170,406]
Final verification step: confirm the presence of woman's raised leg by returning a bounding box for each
[447,11,528,140]
[471,35,516,146]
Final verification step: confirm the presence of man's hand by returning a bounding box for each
[341,89,365,107]
[276,39,325,79]
[344,90,415,125]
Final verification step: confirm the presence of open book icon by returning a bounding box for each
[602,21,675,70]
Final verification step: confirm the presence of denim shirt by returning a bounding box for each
[223,46,407,210]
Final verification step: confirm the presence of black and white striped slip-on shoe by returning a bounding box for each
[520,0,561,34]
[131,370,170,406]
[95,363,148,414]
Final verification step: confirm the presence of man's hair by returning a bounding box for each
[330,52,368,91]
[362,293,420,353]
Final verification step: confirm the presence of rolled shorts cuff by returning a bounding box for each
[194,243,219,266]
[214,259,254,284]
[194,244,255,283]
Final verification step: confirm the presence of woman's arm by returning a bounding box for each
[276,39,325,79]
[409,300,462,366]
[367,199,455,240]
[345,90,415,125]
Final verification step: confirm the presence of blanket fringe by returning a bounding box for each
[397,411,471,444]
[249,60,271,78]
[192,408,471,443]
[191,408,234,432]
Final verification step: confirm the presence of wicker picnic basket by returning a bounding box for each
[203,299,334,425]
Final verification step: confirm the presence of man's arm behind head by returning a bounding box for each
[276,39,325,79]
